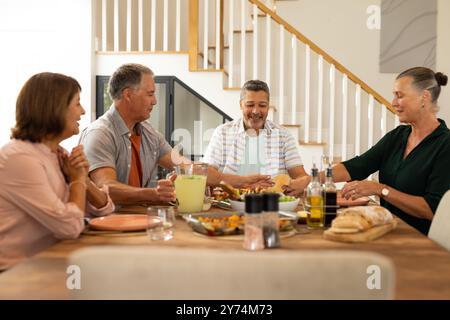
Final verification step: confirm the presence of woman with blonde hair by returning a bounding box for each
[0,72,114,270]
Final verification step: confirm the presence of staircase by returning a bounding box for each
[94,0,399,171]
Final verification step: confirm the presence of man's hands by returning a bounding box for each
[231,174,274,189]
[156,172,177,202]
[283,175,311,196]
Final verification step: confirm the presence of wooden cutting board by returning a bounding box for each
[323,219,398,243]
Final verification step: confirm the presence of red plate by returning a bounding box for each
[89,214,161,232]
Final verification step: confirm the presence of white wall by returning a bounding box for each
[0,0,94,150]
[436,0,450,122]
[277,0,450,124]
[95,53,241,120]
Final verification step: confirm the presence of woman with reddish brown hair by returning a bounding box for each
[0,72,114,270]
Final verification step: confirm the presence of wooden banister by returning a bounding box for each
[248,0,395,114]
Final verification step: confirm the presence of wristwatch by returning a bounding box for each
[381,186,390,197]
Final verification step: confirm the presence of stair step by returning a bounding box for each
[281,124,301,128]
[208,46,230,50]
[96,50,189,55]
[299,141,326,146]
[193,68,225,73]
[233,29,254,34]
[223,87,241,91]
[197,53,229,77]
[250,13,267,19]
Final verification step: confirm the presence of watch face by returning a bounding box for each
[382,188,389,196]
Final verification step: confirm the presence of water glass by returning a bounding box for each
[147,206,175,240]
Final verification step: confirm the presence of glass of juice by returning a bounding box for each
[174,163,208,213]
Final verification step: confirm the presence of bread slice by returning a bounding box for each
[330,214,371,231]
[328,227,360,234]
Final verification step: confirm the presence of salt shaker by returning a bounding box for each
[243,194,264,251]
[262,193,281,248]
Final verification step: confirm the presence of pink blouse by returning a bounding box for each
[0,140,115,270]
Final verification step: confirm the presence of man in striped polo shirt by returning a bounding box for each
[203,80,310,189]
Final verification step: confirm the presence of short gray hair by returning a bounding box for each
[240,80,270,101]
[108,63,154,100]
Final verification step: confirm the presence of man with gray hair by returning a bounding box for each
[203,79,310,189]
[80,63,176,204]
[81,64,270,205]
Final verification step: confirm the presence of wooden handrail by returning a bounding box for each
[249,0,395,114]
[189,0,199,71]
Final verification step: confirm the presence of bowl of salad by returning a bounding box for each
[229,195,300,213]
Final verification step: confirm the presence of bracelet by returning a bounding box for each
[69,180,87,189]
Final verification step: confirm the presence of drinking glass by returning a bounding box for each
[147,206,175,240]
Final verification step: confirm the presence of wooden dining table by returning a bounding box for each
[1,205,450,300]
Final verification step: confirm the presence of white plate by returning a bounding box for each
[229,198,300,213]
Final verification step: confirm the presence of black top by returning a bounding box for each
[342,119,450,235]
[263,193,280,211]
[245,194,263,214]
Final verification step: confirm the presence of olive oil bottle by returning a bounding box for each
[305,164,324,228]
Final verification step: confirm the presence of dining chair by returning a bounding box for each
[68,246,395,300]
[429,189,450,251]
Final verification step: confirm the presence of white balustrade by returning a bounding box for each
[114,0,119,52]
[203,0,209,68]
[317,55,323,143]
[176,0,181,51]
[241,0,246,85]
[138,0,143,51]
[126,0,132,52]
[252,4,258,79]
[304,44,310,140]
[279,25,285,124]
[291,36,297,126]
[216,0,221,69]
[328,64,335,160]
[368,95,374,149]
[151,0,156,51]
[265,14,271,88]
[102,0,107,51]
[163,0,169,51]
[228,0,234,87]
[341,74,348,161]
[355,84,361,156]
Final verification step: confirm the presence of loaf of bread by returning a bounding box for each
[329,206,393,234]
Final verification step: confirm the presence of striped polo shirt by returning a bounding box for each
[203,118,302,176]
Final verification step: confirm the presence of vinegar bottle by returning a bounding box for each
[323,164,337,227]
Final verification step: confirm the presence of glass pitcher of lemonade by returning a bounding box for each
[174,163,208,213]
